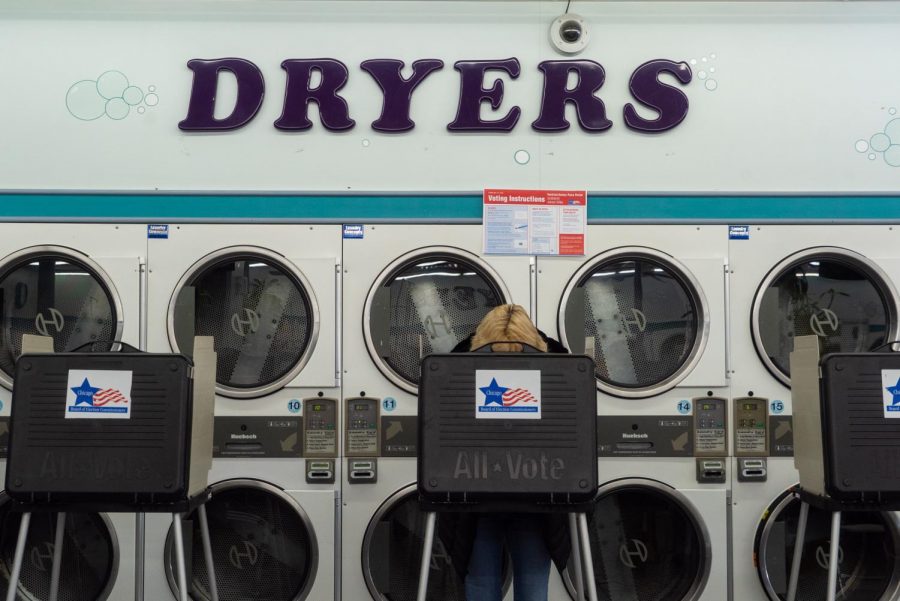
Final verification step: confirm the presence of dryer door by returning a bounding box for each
[168,248,319,399]
[559,248,709,398]
[755,489,900,600]
[0,247,123,390]
[164,479,319,601]
[752,248,900,386]
[364,248,509,394]
[362,484,511,601]
[563,479,711,601]
[0,496,119,601]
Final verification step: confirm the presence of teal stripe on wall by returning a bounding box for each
[2,194,900,221]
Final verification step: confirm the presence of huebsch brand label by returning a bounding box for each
[213,416,303,457]
[65,369,132,419]
[597,416,693,456]
[475,369,541,419]
[882,369,900,418]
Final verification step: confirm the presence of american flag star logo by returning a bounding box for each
[502,388,537,406]
[93,388,128,406]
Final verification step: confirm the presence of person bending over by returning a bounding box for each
[443,304,569,601]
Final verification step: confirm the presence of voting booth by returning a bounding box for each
[417,349,600,601]
[787,335,900,601]
[3,335,218,601]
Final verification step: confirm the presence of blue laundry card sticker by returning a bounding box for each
[343,224,364,239]
[729,225,750,240]
[147,224,169,239]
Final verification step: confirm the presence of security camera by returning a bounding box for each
[560,19,583,43]
[550,14,589,55]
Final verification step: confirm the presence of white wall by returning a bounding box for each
[1,1,899,193]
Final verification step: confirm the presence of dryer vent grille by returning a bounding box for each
[0,504,116,601]
[165,483,316,601]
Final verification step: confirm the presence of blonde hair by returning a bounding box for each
[470,304,548,353]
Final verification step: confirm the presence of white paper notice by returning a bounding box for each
[483,189,586,255]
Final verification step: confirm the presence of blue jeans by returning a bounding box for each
[465,514,551,601]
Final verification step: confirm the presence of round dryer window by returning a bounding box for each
[0,500,119,601]
[362,485,511,601]
[752,248,899,386]
[559,248,708,397]
[563,480,711,601]
[164,480,318,601]
[364,248,508,393]
[168,247,319,399]
[0,247,122,390]
[755,490,900,600]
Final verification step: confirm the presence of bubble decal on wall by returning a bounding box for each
[689,53,718,92]
[66,71,158,121]
[859,112,900,167]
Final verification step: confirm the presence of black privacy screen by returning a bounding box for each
[0,253,116,381]
[166,483,316,601]
[565,484,707,601]
[367,254,504,387]
[756,493,899,601]
[563,256,700,393]
[172,255,314,395]
[755,255,893,383]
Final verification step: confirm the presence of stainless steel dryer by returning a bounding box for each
[0,224,145,601]
[536,225,731,601]
[341,224,534,600]
[143,224,341,601]
[729,225,900,601]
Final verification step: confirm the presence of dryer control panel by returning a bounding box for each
[734,397,768,456]
[303,398,337,458]
[345,397,380,457]
[694,397,727,457]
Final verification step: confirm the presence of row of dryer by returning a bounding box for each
[0,222,898,601]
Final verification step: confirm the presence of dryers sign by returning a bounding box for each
[475,370,541,419]
[180,58,691,134]
[65,369,132,419]
[882,370,900,418]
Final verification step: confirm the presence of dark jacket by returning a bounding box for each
[436,331,572,580]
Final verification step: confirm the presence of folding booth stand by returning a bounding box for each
[416,349,600,601]
[3,335,219,601]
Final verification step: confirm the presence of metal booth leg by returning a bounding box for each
[786,500,810,601]
[568,513,585,601]
[576,513,599,601]
[4,512,31,601]
[826,512,842,601]
[48,512,66,601]
[416,511,437,601]
[197,504,219,601]
[171,513,189,601]
[135,512,145,601]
